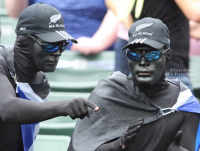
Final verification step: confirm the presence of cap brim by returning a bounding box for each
[122,38,165,51]
[35,31,78,43]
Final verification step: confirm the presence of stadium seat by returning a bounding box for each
[34,135,70,151]
[39,117,77,137]
[48,91,90,101]
[39,92,90,136]
[0,17,17,46]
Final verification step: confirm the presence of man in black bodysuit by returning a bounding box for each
[0,3,99,151]
[68,18,200,151]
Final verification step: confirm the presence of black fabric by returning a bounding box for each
[68,72,166,151]
[29,75,50,100]
[122,17,170,50]
[1,43,50,99]
[131,0,189,73]
[68,72,199,151]
[0,45,50,151]
[16,3,77,43]
[96,79,198,151]
[16,3,65,35]
[14,35,39,80]
[135,74,170,97]
[0,46,23,151]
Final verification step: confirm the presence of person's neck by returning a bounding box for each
[15,67,41,83]
[14,49,43,83]
[137,74,169,96]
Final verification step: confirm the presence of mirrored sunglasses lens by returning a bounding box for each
[43,44,59,52]
[128,52,141,61]
[145,51,161,61]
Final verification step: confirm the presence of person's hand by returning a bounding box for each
[62,98,99,120]
[167,131,189,151]
[70,37,102,55]
[114,118,144,150]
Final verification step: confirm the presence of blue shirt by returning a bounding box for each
[29,0,107,49]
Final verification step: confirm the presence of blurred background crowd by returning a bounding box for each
[0,0,200,150]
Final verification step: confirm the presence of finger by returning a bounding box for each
[77,98,88,115]
[86,107,93,118]
[126,125,141,136]
[72,100,83,118]
[83,99,99,111]
[79,110,88,119]
[68,109,76,120]
[80,114,86,120]
[174,131,182,146]
[128,120,143,130]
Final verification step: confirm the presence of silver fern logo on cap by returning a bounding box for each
[49,14,61,24]
[134,23,153,33]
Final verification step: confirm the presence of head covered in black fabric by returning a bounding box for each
[14,35,38,77]
[14,34,65,78]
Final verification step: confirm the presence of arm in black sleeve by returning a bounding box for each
[179,112,199,151]
[0,72,99,124]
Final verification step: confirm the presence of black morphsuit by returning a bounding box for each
[68,45,199,151]
[95,47,198,151]
[0,3,100,151]
[0,35,48,151]
[95,74,198,151]
[0,35,98,151]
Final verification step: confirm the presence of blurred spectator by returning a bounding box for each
[5,0,118,55]
[190,20,200,39]
[106,0,200,92]
[189,38,200,56]
[190,20,200,56]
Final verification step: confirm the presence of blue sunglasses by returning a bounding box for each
[127,49,169,61]
[27,34,69,52]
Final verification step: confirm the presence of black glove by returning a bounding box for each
[63,97,99,120]
[117,118,144,150]
[167,131,189,151]
[96,118,144,151]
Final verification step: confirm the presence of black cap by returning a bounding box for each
[16,3,77,43]
[122,17,170,50]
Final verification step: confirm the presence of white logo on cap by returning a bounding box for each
[135,23,153,33]
[133,23,154,37]
[49,13,64,28]
[49,14,61,24]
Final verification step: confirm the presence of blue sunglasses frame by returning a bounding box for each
[27,34,69,52]
[126,48,170,61]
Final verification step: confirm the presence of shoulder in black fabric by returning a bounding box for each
[0,45,16,78]
[68,71,164,151]
[0,45,7,64]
